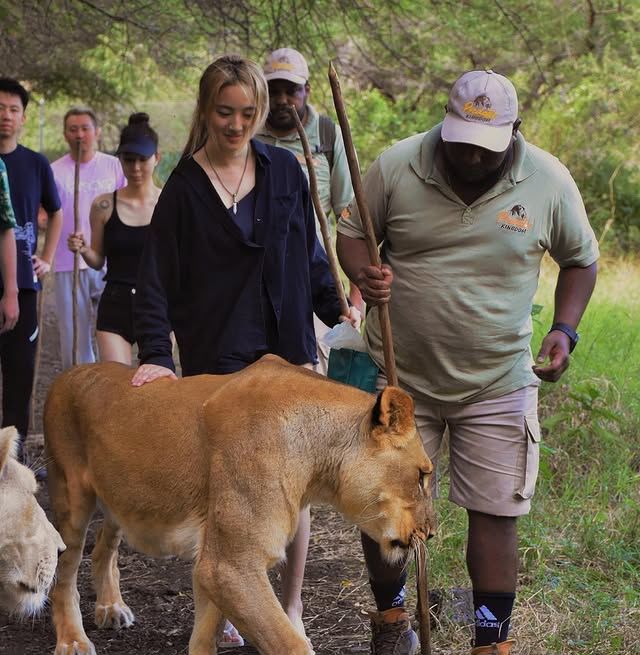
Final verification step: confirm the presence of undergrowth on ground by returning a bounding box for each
[418,256,640,654]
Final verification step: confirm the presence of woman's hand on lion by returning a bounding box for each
[131,364,178,387]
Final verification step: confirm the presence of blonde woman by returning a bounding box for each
[131,55,359,648]
[68,112,161,364]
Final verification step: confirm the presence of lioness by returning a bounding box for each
[44,356,435,655]
[0,426,65,616]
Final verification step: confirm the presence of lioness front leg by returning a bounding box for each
[91,516,134,630]
[48,465,97,655]
[193,560,313,655]
[188,573,223,655]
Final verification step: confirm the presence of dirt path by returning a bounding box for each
[0,277,394,654]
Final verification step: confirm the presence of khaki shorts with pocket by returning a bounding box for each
[377,377,540,516]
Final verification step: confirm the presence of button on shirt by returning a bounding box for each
[337,124,599,403]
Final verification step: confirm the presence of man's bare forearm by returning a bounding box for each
[337,233,392,306]
[40,209,63,264]
[553,262,597,328]
[337,233,370,283]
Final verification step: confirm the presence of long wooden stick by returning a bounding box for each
[416,542,432,655]
[329,61,431,655]
[72,138,80,366]
[287,105,349,318]
[327,61,398,387]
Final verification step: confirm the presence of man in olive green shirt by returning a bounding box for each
[258,48,364,374]
[338,70,598,655]
[251,47,364,651]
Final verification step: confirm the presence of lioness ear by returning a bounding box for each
[0,426,19,478]
[369,387,416,448]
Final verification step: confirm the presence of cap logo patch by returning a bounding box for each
[463,95,497,122]
[497,204,532,234]
[271,57,295,72]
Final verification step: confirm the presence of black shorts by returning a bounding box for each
[96,283,136,345]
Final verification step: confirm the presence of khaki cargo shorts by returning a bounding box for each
[377,377,540,517]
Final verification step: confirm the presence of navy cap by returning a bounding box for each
[116,135,156,158]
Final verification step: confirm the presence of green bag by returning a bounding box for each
[327,348,379,393]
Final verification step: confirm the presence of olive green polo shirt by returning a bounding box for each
[337,124,599,403]
[257,104,353,240]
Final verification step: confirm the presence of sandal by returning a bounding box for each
[217,620,245,649]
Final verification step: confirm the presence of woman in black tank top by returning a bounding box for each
[67,113,161,364]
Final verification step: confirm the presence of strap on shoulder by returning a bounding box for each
[317,114,336,172]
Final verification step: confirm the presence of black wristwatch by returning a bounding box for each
[549,322,579,353]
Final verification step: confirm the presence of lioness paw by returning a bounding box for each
[54,640,97,655]
[94,602,135,630]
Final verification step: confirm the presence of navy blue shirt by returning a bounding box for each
[230,187,256,241]
[135,139,343,376]
[0,145,60,290]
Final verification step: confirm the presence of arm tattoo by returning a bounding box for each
[98,198,111,210]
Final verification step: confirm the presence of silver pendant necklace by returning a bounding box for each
[204,144,250,215]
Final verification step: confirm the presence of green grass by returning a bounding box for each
[415,256,640,654]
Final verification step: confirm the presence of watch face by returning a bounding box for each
[550,323,578,352]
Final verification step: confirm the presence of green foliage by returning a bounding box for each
[423,259,640,652]
[336,89,443,170]
[8,0,640,252]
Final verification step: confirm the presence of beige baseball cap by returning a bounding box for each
[441,70,518,152]
[263,48,309,85]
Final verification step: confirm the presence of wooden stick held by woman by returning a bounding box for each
[327,61,398,387]
[287,105,349,318]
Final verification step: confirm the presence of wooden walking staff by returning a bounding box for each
[71,138,81,365]
[287,105,350,318]
[327,62,398,388]
[415,541,432,655]
[328,61,432,655]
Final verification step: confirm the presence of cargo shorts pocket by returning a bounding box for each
[515,414,541,500]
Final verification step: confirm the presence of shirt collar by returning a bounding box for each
[250,137,272,167]
[257,103,319,142]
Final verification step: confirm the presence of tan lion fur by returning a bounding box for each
[0,426,65,617]
[44,355,435,655]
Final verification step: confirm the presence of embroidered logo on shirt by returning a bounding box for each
[295,154,320,168]
[463,95,497,122]
[496,204,532,234]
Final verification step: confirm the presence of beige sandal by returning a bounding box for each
[217,620,245,649]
